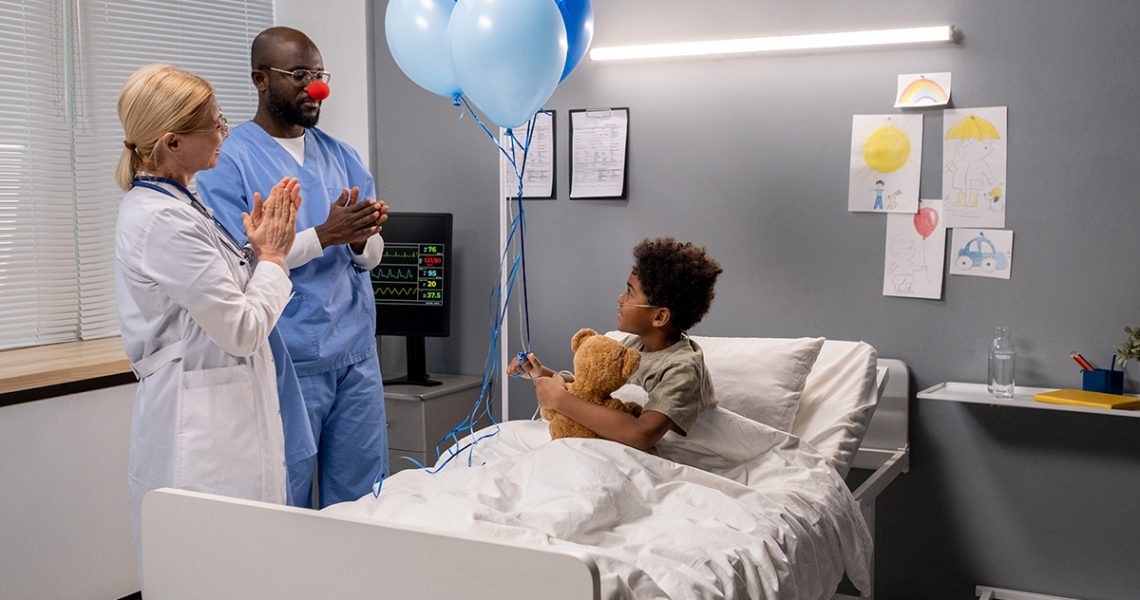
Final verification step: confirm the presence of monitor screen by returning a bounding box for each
[372,212,452,338]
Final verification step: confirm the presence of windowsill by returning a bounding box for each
[0,337,132,395]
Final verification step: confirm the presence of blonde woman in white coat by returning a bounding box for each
[114,64,301,570]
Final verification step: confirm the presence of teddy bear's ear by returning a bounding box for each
[571,328,598,352]
[620,347,641,379]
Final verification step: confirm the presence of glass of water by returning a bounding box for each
[989,325,1016,398]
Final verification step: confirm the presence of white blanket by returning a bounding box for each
[325,413,871,599]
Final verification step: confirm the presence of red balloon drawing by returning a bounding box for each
[913,206,938,239]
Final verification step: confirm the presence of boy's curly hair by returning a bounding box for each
[633,238,723,332]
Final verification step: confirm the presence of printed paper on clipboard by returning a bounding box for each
[570,107,629,199]
[499,111,555,199]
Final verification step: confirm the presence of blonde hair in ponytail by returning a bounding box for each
[116,64,215,191]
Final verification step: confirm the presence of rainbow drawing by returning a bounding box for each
[895,73,951,107]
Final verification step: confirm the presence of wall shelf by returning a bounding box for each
[918,382,1140,419]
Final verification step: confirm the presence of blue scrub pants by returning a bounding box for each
[288,350,388,508]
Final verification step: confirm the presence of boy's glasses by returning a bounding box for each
[264,66,332,84]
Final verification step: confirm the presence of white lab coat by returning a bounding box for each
[114,181,291,561]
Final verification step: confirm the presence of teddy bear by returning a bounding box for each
[543,328,643,440]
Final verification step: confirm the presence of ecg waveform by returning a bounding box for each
[373,267,416,280]
[371,242,445,306]
[374,285,417,297]
[381,249,418,265]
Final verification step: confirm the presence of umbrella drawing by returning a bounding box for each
[945,115,1000,140]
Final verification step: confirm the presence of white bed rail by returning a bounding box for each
[835,358,911,600]
[142,489,600,600]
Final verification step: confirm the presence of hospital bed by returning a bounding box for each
[143,337,909,599]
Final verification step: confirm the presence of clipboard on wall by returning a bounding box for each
[569,107,629,199]
[500,110,556,200]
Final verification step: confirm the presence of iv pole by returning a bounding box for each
[498,148,511,422]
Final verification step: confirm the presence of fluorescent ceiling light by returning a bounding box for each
[590,25,955,62]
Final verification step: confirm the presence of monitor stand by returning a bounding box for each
[383,335,442,387]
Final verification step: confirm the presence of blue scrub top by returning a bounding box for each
[196,122,379,378]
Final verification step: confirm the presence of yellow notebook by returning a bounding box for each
[1033,389,1140,410]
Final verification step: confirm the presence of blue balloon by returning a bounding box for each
[449,0,567,129]
[557,0,593,82]
[385,0,463,100]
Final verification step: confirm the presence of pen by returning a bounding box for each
[1070,352,1095,371]
[1111,355,1117,372]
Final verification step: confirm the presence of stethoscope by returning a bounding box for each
[131,175,255,266]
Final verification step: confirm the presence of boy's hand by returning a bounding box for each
[534,373,568,411]
[508,352,554,380]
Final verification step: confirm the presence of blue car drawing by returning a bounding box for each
[956,233,1007,272]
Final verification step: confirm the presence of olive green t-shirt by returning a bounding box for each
[621,334,717,435]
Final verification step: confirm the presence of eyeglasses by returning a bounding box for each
[264,66,332,84]
[181,114,229,138]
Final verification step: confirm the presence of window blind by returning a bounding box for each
[0,0,272,350]
[0,0,78,349]
[76,0,272,340]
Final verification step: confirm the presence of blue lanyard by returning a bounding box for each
[131,176,254,265]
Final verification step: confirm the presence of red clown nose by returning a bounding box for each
[306,81,331,101]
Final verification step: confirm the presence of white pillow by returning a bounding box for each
[607,331,824,432]
[790,340,879,477]
[653,407,788,479]
[691,335,825,431]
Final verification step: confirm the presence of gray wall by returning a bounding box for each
[371,1,1140,598]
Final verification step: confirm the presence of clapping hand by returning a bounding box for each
[315,186,389,252]
[243,176,301,268]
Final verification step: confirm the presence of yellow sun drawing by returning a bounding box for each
[862,125,911,174]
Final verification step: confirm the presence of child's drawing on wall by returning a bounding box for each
[883,199,946,299]
[946,136,995,208]
[986,186,1003,212]
[949,228,1014,280]
[849,114,922,214]
[886,235,923,294]
[871,180,885,210]
[943,107,1007,228]
[886,189,903,210]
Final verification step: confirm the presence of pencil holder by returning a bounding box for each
[1082,369,1124,395]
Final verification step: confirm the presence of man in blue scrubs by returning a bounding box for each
[197,27,389,508]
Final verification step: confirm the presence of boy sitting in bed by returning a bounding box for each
[509,237,723,451]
